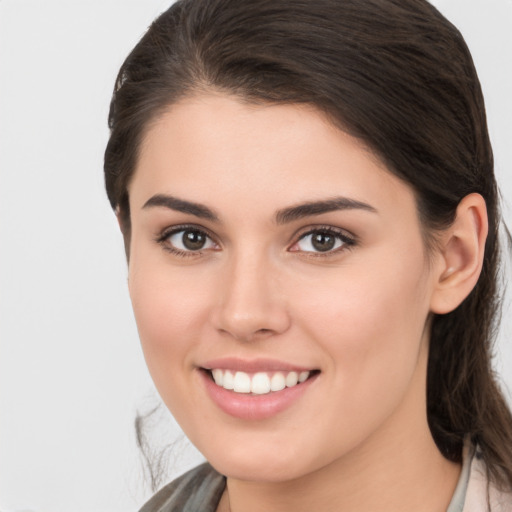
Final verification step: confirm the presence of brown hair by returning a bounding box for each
[104,0,512,490]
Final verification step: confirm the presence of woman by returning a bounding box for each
[104,0,512,510]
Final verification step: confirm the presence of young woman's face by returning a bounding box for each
[128,94,442,482]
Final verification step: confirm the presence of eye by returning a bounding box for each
[159,227,218,254]
[290,228,355,254]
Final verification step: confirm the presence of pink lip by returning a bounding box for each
[198,367,319,421]
[201,357,313,373]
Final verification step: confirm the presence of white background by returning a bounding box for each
[0,1,511,511]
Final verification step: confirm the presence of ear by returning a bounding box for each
[429,193,488,315]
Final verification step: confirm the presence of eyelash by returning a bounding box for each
[156,224,219,258]
[291,225,356,257]
[156,224,357,259]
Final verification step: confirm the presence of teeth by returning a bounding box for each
[210,369,311,395]
[223,370,234,390]
[233,371,251,393]
[270,372,286,392]
[212,369,223,386]
[251,372,271,394]
[285,371,298,387]
[298,371,309,383]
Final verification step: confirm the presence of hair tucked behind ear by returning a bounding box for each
[105,0,512,491]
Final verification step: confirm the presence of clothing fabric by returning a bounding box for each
[139,463,225,512]
[139,444,512,512]
[448,443,512,512]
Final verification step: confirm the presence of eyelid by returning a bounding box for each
[157,223,217,240]
[288,225,357,254]
[155,223,356,258]
[156,224,220,256]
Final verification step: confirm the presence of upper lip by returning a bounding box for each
[200,357,316,373]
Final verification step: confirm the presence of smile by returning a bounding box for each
[199,359,320,420]
[210,369,311,395]
[201,369,319,420]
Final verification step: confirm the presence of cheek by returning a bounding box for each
[292,246,431,403]
[127,255,211,381]
[128,266,217,429]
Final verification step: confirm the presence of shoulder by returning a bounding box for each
[463,446,512,512]
[139,463,226,512]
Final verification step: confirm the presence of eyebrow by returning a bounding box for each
[142,194,377,224]
[142,194,219,222]
[275,197,377,224]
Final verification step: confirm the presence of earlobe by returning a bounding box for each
[429,193,488,315]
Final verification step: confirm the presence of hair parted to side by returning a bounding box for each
[104,0,512,490]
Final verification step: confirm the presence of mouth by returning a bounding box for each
[199,361,321,420]
[202,368,320,395]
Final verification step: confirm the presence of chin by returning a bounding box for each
[213,457,311,483]
[198,435,329,483]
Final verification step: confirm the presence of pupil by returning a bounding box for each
[312,232,335,252]
[183,230,206,250]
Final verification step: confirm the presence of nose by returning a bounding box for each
[211,252,291,342]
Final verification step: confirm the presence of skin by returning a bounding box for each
[126,93,487,512]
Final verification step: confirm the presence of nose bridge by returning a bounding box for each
[213,244,290,341]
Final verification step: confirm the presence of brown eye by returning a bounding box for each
[291,228,354,254]
[311,232,336,252]
[166,228,217,252]
[182,230,207,250]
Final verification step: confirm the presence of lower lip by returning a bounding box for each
[199,370,318,420]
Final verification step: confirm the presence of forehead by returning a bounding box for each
[130,93,417,220]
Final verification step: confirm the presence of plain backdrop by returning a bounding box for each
[0,1,511,511]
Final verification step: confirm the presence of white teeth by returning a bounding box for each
[233,371,251,393]
[298,371,309,383]
[212,369,223,386]
[223,370,234,390]
[270,372,286,391]
[210,369,311,395]
[251,372,271,394]
[285,371,298,387]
